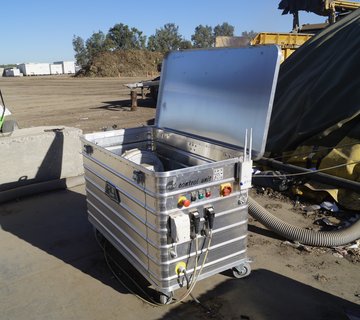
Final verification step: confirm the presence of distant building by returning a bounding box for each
[54,61,75,74]
[4,68,22,77]
[215,36,250,48]
[4,60,76,77]
[50,64,63,75]
[18,63,50,76]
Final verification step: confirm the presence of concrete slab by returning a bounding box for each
[0,185,358,320]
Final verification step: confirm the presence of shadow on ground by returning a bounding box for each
[94,97,156,111]
[0,188,154,297]
[1,190,359,319]
[159,269,359,320]
[248,223,285,241]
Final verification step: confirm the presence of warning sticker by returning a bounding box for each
[213,167,224,181]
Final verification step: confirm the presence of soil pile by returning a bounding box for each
[81,50,163,77]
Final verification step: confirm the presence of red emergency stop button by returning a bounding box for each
[220,183,232,196]
[178,196,191,207]
[183,199,191,207]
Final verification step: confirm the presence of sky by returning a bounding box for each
[0,0,323,65]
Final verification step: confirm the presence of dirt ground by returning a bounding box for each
[0,76,359,320]
[0,75,157,132]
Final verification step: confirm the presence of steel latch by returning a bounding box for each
[83,144,94,155]
[133,170,145,185]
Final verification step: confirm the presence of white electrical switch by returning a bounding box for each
[169,212,191,243]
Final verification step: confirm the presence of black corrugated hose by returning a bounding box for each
[248,197,360,247]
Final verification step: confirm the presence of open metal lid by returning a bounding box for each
[155,45,281,159]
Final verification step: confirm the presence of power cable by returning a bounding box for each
[253,160,360,178]
[96,229,213,307]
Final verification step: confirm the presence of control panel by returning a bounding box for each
[170,181,239,245]
[177,183,233,209]
[170,175,250,245]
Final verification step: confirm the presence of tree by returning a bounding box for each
[179,39,192,49]
[107,23,146,50]
[147,23,183,53]
[191,25,214,48]
[85,31,110,61]
[72,35,88,67]
[147,35,157,52]
[241,30,257,41]
[214,22,235,37]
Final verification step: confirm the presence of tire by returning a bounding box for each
[159,292,173,305]
[232,263,251,279]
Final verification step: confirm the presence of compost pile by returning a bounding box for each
[80,50,163,77]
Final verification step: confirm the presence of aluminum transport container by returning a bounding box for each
[81,45,281,303]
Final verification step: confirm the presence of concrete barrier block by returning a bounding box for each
[0,126,84,197]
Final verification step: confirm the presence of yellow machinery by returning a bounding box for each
[279,0,360,31]
[250,32,313,62]
[251,1,360,62]
[320,0,360,23]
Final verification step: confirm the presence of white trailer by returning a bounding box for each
[18,63,50,76]
[54,61,75,74]
[5,68,22,77]
[50,64,63,75]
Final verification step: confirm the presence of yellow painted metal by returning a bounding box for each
[326,0,360,10]
[251,32,313,62]
[175,261,187,275]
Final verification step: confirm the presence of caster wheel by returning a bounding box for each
[159,292,173,305]
[232,263,251,279]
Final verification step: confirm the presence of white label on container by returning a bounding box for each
[213,168,223,181]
